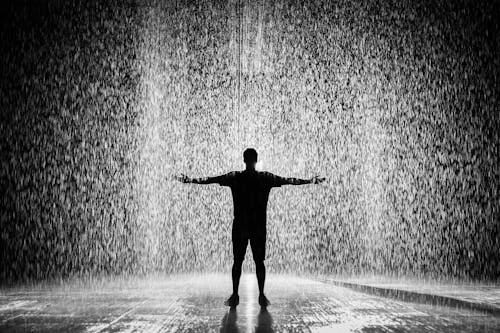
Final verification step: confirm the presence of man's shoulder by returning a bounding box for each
[225,170,243,180]
[258,171,286,187]
[216,170,240,186]
[257,171,281,183]
[258,171,276,177]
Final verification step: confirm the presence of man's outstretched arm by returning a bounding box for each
[174,173,226,185]
[279,175,326,185]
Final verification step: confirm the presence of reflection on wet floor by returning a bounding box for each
[255,308,274,333]
[221,307,239,332]
[221,307,274,333]
[0,274,499,332]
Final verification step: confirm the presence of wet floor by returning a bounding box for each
[0,274,499,332]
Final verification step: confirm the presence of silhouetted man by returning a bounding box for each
[175,148,325,307]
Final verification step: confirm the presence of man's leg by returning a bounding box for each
[255,259,265,295]
[232,258,243,295]
[225,226,247,306]
[251,234,269,306]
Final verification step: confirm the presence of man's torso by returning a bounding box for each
[228,170,274,236]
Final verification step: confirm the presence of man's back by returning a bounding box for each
[217,170,285,234]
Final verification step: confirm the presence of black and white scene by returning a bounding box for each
[0,0,499,332]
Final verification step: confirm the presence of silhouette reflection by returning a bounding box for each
[220,307,274,333]
[256,307,274,333]
[220,307,239,333]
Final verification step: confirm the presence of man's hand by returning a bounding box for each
[174,173,191,183]
[310,175,326,184]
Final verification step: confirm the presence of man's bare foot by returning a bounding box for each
[224,294,239,307]
[258,294,270,307]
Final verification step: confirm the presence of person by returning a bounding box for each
[175,148,325,307]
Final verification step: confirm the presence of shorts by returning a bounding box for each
[232,224,266,262]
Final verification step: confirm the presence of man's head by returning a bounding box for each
[243,148,257,169]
